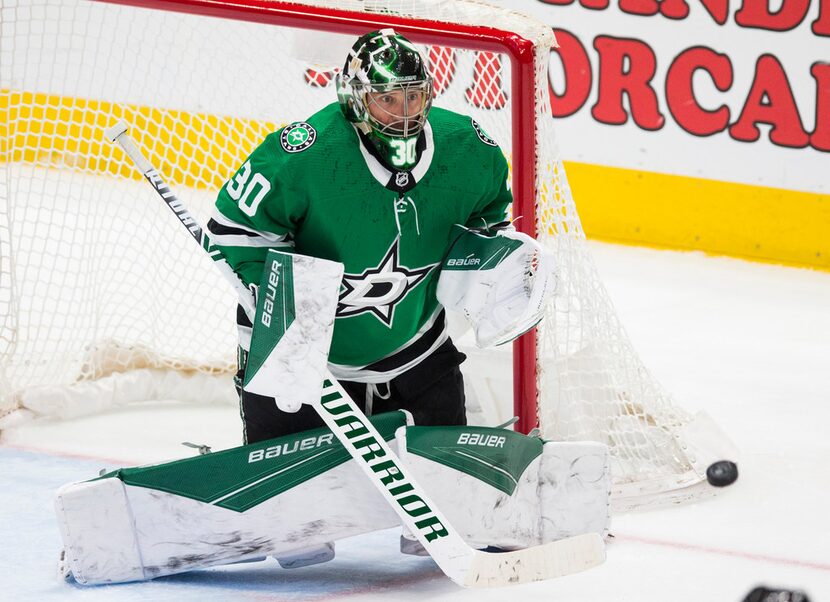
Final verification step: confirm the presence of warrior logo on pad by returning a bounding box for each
[337,238,437,326]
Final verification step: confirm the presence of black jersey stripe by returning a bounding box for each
[207,218,259,237]
[207,217,293,242]
[362,310,446,374]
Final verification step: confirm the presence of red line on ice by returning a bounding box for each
[3,442,140,466]
[616,533,830,572]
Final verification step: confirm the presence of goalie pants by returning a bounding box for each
[237,338,468,444]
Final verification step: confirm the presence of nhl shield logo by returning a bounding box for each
[395,172,410,187]
[280,122,317,153]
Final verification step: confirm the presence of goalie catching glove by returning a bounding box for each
[437,224,557,347]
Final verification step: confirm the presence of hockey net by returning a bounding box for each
[0,0,735,510]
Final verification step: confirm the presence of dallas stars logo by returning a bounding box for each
[471,118,498,147]
[338,238,438,327]
[280,122,317,153]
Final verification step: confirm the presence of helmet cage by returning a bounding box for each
[355,79,433,139]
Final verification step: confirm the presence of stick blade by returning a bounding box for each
[463,533,605,588]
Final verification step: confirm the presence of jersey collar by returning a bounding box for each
[354,121,435,193]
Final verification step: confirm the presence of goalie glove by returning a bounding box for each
[437,224,557,347]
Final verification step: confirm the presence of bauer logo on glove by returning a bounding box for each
[436,224,558,348]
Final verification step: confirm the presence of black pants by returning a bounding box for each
[238,338,468,444]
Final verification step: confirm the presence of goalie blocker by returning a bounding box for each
[55,412,610,584]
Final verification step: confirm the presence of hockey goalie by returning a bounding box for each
[56,28,610,587]
[209,29,559,445]
[55,251,609,587]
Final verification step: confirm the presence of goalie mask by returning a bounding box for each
[336,29,433,169]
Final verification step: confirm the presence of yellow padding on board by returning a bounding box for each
[2,89,827,270]
[565,161,830,271]
[0,90,276,189]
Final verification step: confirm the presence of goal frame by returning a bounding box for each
[1,0,741,510]
[94,0,543,433]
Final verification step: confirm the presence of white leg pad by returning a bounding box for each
[54,422,610,585]
[55,478,145,584]
[55,453,401,584]
[539,441,612,541]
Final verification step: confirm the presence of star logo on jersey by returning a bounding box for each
[280,122,317,153]
[337,238,438,327]
[471,118,498,147]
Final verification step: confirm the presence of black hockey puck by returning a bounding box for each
[742,586,811,602]
[706,460,739,487]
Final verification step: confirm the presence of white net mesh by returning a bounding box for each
[0,0,733,507]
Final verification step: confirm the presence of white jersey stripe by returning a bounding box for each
[209,209,291,243]
[210,234,294,249]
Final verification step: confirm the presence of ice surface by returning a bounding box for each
[2,242,829,601]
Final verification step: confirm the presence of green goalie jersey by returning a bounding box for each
[211,103,512,381]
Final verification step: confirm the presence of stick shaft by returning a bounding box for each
[105,121,256,318]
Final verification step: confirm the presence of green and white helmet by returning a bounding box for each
[336,29,433,169]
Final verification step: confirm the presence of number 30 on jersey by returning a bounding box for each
[226,160,270,216]
[389,138,417,167]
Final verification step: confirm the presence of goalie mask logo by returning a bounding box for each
[280,122,317,153]
[338,238,437,327]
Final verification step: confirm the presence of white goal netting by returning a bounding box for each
[0,0,735,509]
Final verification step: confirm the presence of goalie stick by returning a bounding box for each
[104,120,605,588]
